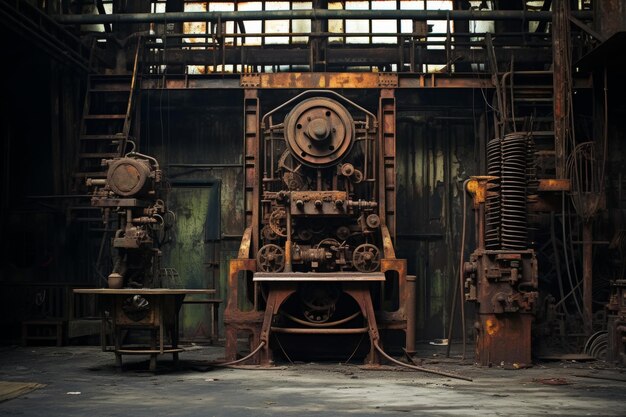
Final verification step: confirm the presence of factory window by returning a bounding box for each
[264,1,290,44]
[292,2,312,44]
[372,0,397,44]
[345,1,369,44]
[328,2,344,43]
[175,0,456,73]
[239,2,263,46]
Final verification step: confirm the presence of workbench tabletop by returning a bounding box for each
[72,288,216,295]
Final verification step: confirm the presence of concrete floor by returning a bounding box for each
[0,344,625,416]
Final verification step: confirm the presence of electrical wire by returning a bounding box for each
[373,342,472,382]
[273,333,294,364]
[207,341,266,367]
[458,179,469,360]
[343,333,366,364]
[550,211,569,316]
[561,191,584,317]
[445,178,470,360]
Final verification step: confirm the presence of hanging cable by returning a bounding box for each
[561,191,584,317]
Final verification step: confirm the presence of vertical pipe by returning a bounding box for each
[477,204,485,250]
[552,0,567,179]
[317,169,322,191]
[284,206,292,273]
[406,275,417,354]
[583,221,593,335]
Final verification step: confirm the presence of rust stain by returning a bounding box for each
[486,318,499,336]
[537,178,571,192]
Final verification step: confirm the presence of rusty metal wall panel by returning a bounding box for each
[395,92,478,338]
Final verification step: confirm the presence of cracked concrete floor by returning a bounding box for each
[0,344,625,416]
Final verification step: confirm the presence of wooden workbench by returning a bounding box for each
[73,288,215,371]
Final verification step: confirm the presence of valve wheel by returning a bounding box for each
[256,244,285,273]
[353,243,381,272]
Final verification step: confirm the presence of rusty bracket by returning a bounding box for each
[378,73,398,88]
[241,73,261,88]
[238,227,253,259]
[466,175,498,207]
[380,225,396,259]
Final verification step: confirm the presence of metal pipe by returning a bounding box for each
[405,275,417,354]
[271,327,368,334]
[284,206,292,273]
[138,31,553,39]
[55,10,592,25]
[168,163,243,168]
[477,203,485,251]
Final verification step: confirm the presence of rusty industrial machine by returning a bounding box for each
[86,151,170,289]
[225,90,415,364]
[464,132,539,366]
[607,280,626,364]
[82,151,210,371]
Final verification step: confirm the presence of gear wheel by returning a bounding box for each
[269,208,288,237]
[256,244,285,272]
[352,243,381,272]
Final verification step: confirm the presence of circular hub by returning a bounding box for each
[107,157,152,197]
[284,97,354,167]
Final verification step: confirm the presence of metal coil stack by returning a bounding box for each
[500,132,529,250]
[485,138,502,249]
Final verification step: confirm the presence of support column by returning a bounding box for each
[311,0,328,71]
[583,221,593,335]
[378,89,397,240]
[243,89,260,256]
[552,0,568,179]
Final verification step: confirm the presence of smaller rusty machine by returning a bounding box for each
[87,152,167,289]
[80,151,212,371]
[464,132,539,366]
[607,279,626,365]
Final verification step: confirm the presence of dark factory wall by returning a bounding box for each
[0,29,85,339]
[395,89,480,340]
[0,67,484,343]
[140,90,245,340]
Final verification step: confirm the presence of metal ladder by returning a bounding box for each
[73,39,144,193]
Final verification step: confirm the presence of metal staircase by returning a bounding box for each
[73,40,143,193]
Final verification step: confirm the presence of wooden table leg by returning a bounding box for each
[211,302,219,345]
[149,354,157,372]
[150,328,157,371]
